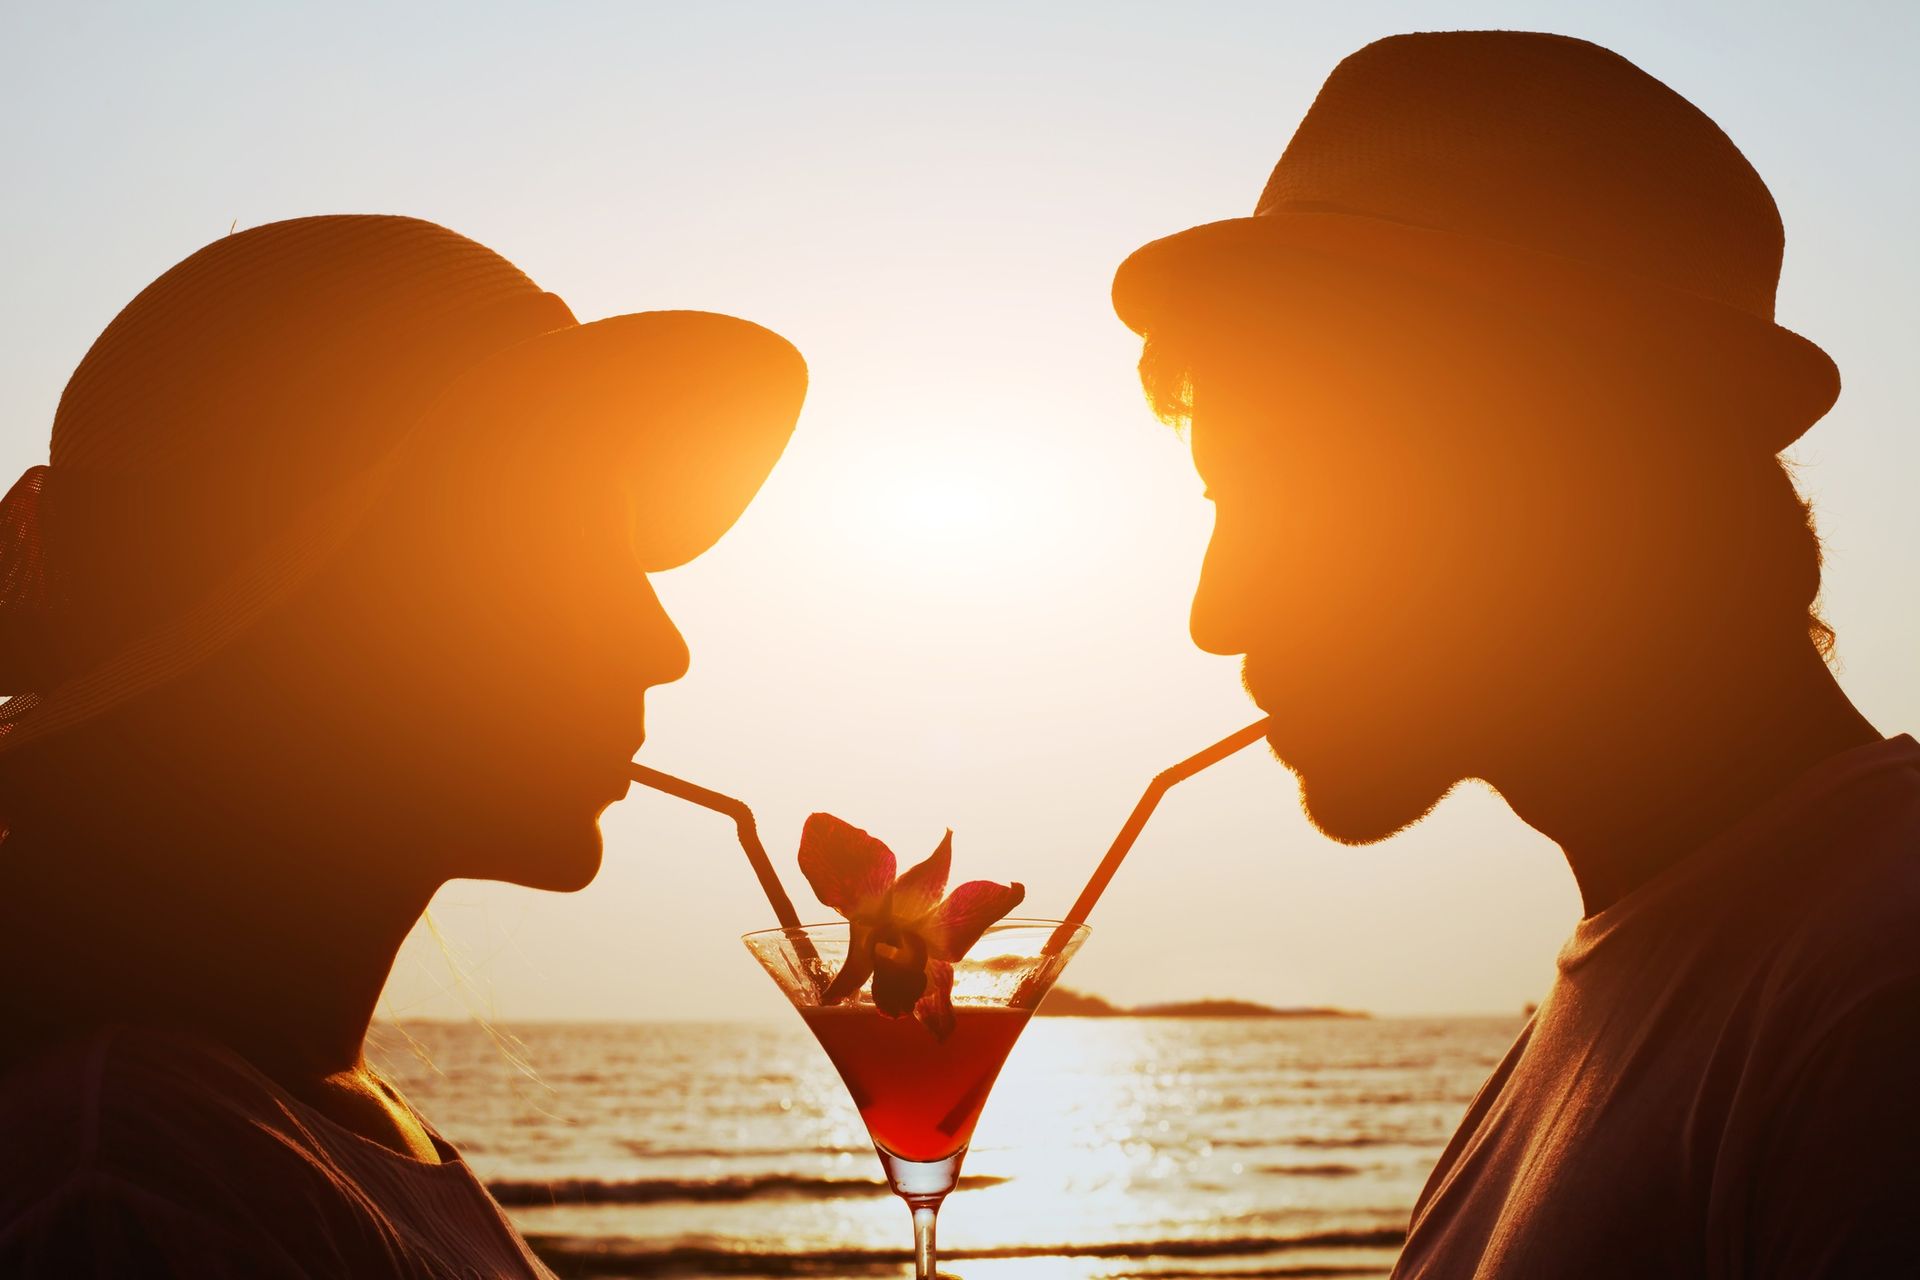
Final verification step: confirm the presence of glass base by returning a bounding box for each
[876,1146,966,1277]
[874,1143,966,1206]
[875,1147,966,1280]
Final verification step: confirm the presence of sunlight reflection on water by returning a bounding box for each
[372,1015,1519,1279]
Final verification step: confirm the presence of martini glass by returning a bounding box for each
[745,918,1089,1279]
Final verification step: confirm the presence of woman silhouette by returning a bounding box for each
[0,216,805,1277]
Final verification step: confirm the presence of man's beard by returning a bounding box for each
[1289,747,1462,845]
[1251,661,1468,845]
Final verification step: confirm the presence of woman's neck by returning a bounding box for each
[0,812,437,1083]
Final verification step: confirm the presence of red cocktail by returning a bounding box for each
[800,1002,1030,1161]
[746,919,1087,1279]
[745,814,1088,1278]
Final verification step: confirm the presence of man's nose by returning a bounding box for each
[1189,522,1257,657]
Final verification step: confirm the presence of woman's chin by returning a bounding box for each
[521,850,603,894]
[469,820,607,893]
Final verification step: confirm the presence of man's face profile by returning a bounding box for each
[1173,302,1584,846]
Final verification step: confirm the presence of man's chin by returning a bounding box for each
[1275,742,1457,846]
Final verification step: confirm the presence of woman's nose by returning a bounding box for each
[630,578,691,689]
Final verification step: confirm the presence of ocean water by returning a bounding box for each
[368,1016,1521,1280]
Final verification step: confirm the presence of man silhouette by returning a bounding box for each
[1113,32,1918,1278]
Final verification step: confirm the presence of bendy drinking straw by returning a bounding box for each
[628,764,802,931]
[1045,718,1272,957]
[632,717,1269,963]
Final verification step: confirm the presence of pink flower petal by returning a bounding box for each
[820,924,876,1005]
[889,830,952,924]
[914,960,956,1041]
[797,813,896,920]
[922,881,1025,961]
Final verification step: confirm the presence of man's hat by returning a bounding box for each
[1112,30,1839,452]
[0,214,806,754]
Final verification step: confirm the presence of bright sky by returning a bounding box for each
[3,2,1915,1019]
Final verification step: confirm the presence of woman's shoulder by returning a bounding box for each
[0,1024,332,1274]
[0,1024,319,1202]
[4,1020,290,1116]
[3,1024,553,1279]
[0,1028,311,1274]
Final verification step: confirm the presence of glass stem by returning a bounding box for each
[912,1203,939,1279]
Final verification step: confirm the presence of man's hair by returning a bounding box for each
[1137,321,1835,660]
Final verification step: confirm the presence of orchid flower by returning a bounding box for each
[798,813,1024,1039]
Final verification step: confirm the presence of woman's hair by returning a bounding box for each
[1136,314,1834,661]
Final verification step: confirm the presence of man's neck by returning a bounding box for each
[1493,641,1880,916]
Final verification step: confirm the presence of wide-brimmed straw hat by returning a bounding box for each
[1112,30,1839,453]
[0,214,806,756]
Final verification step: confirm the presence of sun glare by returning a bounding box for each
[807,424,1076,584]
[869,467,1006,547]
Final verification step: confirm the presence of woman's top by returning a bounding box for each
[0,1022,557,1279]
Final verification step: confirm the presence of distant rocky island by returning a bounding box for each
[1037,987,1367,1019]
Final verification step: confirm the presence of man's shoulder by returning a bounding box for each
[1705,760,1920,1271]
[1779,748,1920,968]
[1744,750,1920,1047]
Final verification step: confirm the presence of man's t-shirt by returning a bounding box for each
[0,1024,558,1278]
[1395,734,1920,1280]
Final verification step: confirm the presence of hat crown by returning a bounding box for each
[1257,31,1784,319]
[52,214,546,480]
[38,215,568,640]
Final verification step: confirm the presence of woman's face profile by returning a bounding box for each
[274,439,693,895]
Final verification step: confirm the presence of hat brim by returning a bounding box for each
[1112,210,1838,454]
[419,309,807,571]
[0,308,805,754]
